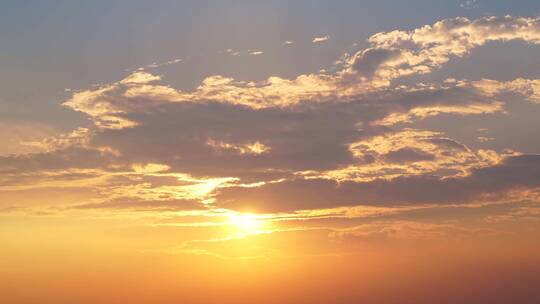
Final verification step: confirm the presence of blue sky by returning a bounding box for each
[2,0,540,129]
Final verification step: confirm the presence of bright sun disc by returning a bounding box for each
[228,213,261,232]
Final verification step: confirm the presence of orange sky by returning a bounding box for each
[1,215,539,303]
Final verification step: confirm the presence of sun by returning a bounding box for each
[228,213,261,233]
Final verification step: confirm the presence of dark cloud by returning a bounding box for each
[352,48,401,78]
[84,84,498,181]
[0,147,122,175]
[216,155,540,212]
[385,147,435,163]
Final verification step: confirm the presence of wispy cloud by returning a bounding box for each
[460,0,479,9]
[222,48,241,56]
[248,50,264,55]
[312,35,329,43]
[135,58,183,71]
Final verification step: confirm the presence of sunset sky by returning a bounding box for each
[2,1,540,303]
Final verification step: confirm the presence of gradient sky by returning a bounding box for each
[2,1,540,303]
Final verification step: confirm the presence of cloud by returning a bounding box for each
[21,127,93,152]
[74,197,205,211]
[282,40,294,46]
[351,48,401,79]
[223,48,241,56]
[312,35,329,43]
[329,221,495,242]
[136,58,182,70]
[317,129,502,182]
[215,155,540,212]
[343,16,540,84]
[460,0,478,9]
[63,17,540,128]
[484,200,540,223]
[472,78,540,104]
[120,71,162,84]
[384,147,435,163]
[477,136,495,143]
[0,122,60,156]
[62,69,511,133]
[59,76,512,189]
[3,15,540,218]
[248,50,264,55]
[207,139,270,155]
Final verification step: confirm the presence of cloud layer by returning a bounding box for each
[2,16,540,225]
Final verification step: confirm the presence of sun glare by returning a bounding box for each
[228,213,261,233]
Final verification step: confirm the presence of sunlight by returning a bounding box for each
[228,213,261,233]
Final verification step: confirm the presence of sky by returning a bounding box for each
[2,1,540,303]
